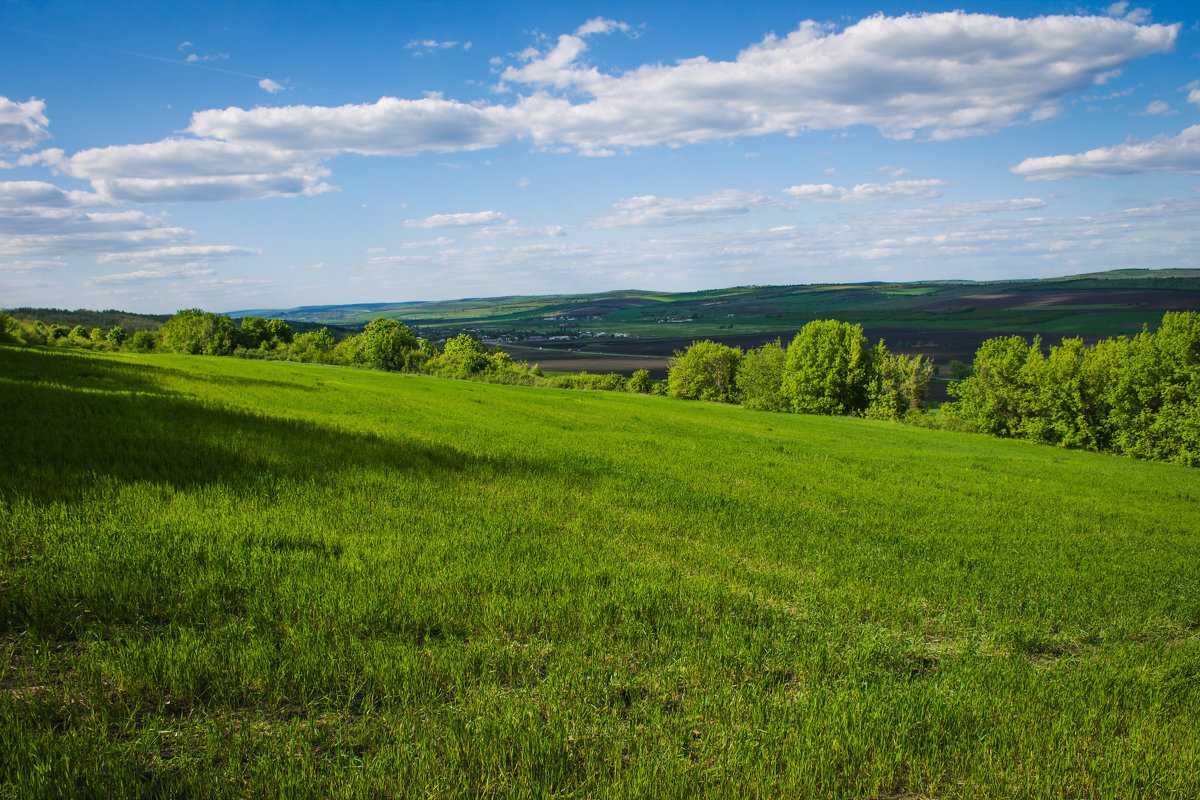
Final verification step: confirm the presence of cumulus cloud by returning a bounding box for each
[1013,125,1200,179]
[495,12,1177,147]
[1188,88,1200,108]
[588,190,772,227]
[0,96,51,151]
[784,179,949,202]
[189,96,516,156]
[181,12,1176,162]
[57,138,334,202]
[259,78,286,94]
[404,210,509,228]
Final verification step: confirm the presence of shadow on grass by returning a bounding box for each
[0,346,473,503]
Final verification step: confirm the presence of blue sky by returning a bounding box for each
[2,1,1199,313]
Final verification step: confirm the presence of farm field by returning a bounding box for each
[2,345,1198,798]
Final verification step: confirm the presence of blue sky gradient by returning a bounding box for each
[2,1,1199,312]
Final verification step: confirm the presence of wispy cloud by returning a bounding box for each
[588,190,772,227]
[405,39,472,56]
[1013,126,1200,179]
[783,179,949,202]
[403,210,509,228]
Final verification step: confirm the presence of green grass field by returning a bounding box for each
[2,345,1198,798]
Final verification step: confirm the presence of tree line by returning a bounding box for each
[943,311,1199,466]
[5,306,1195,465]
[664,319,934,421]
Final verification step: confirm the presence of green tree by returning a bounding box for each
[126,330,157,352]
[290,328,335,362]
[944,335,1041,436]
[433,333,492,375]
[0,312,25,345]
[361,318,419,371]
[865,343,934,421]
[106,326,128,348]
[667,340,742,402]
[736,339,788,412]
[781,320,870,415]
[160,308,239,355]
[333,334,367,366]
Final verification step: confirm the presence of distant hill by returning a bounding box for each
[228,268,1200,340]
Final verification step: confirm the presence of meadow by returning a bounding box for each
[1,345,1198,798]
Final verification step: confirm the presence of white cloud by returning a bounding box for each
[259,78,286,94]
[181,13,1177,162]
[588,189,772,227]
[0,96,51,151]
[1138,100,1172,115]
[89,264,216,284]
[0,179,255,273]
[185,52,229,63]
[405,39,471,55]
[467,224,565,239]
[95,245,259,264]
[403,210,509,228]
[58,138,333,202]
[575,18,631,37]
[1189,88,1200,108]
[497,12,1178,147]
[783,179,949,202]
[1013,125,1200,179]
[1106,2,1150,23]
[188,96,516,156]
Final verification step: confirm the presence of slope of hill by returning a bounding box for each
[2,344,1197,797]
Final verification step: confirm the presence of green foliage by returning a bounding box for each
[238,316,295,350]
[106,326,128,348]
[360,318,419,371]
[667,339,742,402]
[160,308,239,356]
[0,312,25,345]
[125,330,157,353]
[736,339,788,412]
[332,333,367,366]
[945,312,1200,465]
[782,319,870,415]
[48,324,69,340]
[69,324,89,340]
[430,333,492,376]
[865,344,933,421]
[289,328,335,362]
[947,359,973,380]
[546,371,627,391]
[627,368,652,394]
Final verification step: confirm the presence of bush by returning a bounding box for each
[628,369,652,394]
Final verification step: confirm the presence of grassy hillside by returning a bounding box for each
[2,345,1198,797]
